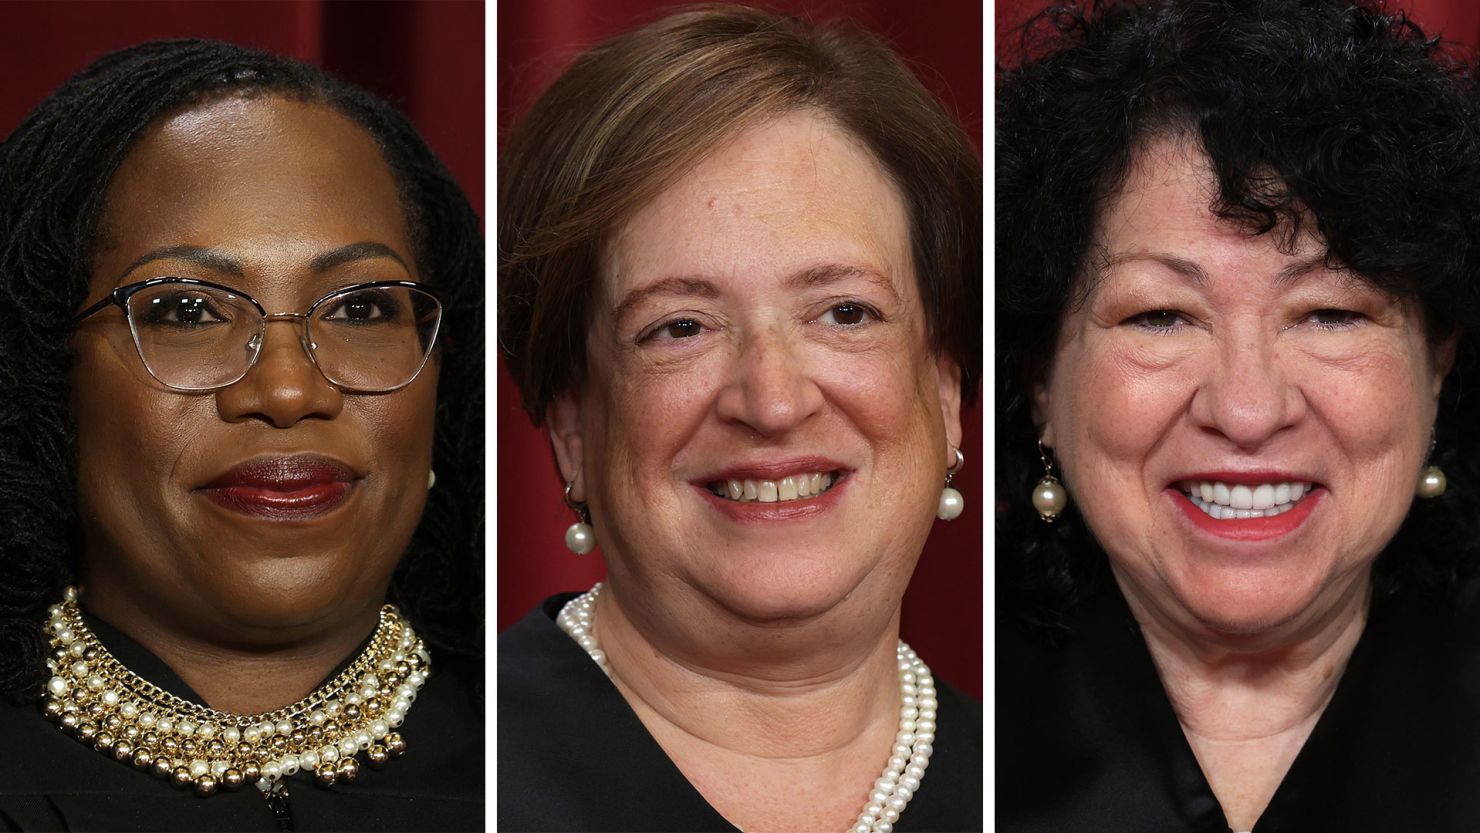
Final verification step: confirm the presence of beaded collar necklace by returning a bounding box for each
[556,583,938,833]
[39,587,429,802]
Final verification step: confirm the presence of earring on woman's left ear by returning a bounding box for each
[427,469,436,490]
[1417,437,1447,499]
[937,447,965,521]
[564,481,597,554]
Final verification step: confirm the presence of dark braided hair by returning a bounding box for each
[0,39,484,701]
[998,0,1480,633]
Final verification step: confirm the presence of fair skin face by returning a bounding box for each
[1036,137,1452,830]
[547,110,962,833]
[70,96,437,714]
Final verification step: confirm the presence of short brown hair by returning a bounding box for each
[499,4,981,423]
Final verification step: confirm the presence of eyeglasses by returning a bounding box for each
[74,277,443,393]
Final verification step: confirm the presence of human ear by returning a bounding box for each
[1032,373,1056,448]
[547,390,586,502]
[1431,333,1459,399]
[935,354,964,456]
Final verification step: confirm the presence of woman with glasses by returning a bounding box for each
[0,40,483,830]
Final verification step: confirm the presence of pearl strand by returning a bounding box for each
[556,583,937,833]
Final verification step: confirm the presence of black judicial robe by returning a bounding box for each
[0,615,483,832]
[998,576,1480,832]
[498,594,983,832]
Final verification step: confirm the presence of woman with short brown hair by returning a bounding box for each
[498,6,981,832]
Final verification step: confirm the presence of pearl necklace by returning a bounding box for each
[557,583,937,833]
[39,587,429,798]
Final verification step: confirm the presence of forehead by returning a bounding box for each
[93,95,413,289]
[1094,137,1324,272]
[601,110,913,300]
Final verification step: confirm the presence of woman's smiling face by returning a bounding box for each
[1039,137,1451,642]
[551,110,962,624]
[71,96,437,639]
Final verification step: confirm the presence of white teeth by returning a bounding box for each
[1230,485,1253,510]
[778,477,798,501]
[1180,478,1316,520]
[714,471,837,504]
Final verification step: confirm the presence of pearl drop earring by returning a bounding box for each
[1417,465,1447,499]
[563,481,596,555]
[427,469,436,490]
[1033,440,1068,522]
[937,447,966,520]
[1417,436,1447,499]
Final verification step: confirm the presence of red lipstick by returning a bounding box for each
[1167,480,1324,542]
[199,455,357,520]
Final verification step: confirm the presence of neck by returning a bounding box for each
[588,579,914,833]
[79,588,382,715]
[1119,572,1370,831]
[1126,578,1369,742]
[596,578,902,758]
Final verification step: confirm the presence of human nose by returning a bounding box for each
[1188,326,1305,448]
[214,318,343,427]
[714,324,823,437]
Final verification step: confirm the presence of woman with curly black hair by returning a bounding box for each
[999,0,1480,830]
[0,41,483,830]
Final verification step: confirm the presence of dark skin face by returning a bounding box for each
[69,96,437,710]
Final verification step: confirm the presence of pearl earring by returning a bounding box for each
[427,469,436,490]
[1033,440,1068,522]
[937,447,965,521]
[563,481,596,555]
[1417,436,1447,499]
[1417,465,1447,498]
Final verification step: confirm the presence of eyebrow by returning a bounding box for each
[116,241,411,284]
[1101,251,1331,286]
[310,241,411,274]
[117,245,244,282]
[612,262,900,322]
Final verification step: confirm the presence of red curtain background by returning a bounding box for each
[1,1,483,220]
[497,1,984,698]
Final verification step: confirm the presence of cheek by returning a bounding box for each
[1050,333,1191,482]
[72,339,204,506]
[1299,344,1434,472]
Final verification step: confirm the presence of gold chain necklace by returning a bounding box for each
[39,587,430,798]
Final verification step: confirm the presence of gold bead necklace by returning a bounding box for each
[40,587,429,798]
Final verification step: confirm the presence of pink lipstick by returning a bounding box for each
[199,455,357,520]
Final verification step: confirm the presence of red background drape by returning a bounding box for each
[497,1,984,698]
[1,1,483,221]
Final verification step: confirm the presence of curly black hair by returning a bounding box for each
[997,0,1480,632]
[0,40,484,701]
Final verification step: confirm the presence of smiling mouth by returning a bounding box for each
[1180,479,1317,520]
[707,471,839,504]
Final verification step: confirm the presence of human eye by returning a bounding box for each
[1301,308,1364,330]
[1122,310,1188,334]
[322,288,403,324]
[136,290,230,329]
[639,317,706,343]
[816,302,880,328]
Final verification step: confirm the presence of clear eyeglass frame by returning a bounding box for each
[73,276,443,393]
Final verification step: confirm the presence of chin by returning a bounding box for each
[701,556,867,624]
[1172,571,1335,642]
